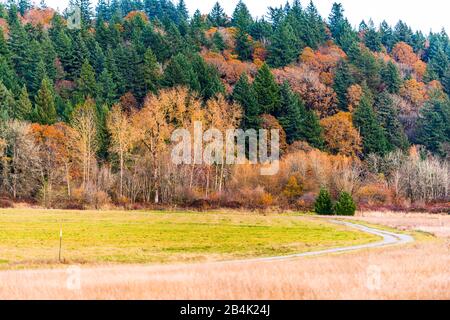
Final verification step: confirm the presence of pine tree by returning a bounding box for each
[143,48,160,95]
[0,81,15,119]
[375,92,409,151]
[253,63,280,115]
[176,0,189,23]
[233,73,260,130]
[16,85,33,120]
[98,69,117,105]
[314,188,334,215]
[34,77,57,125]
[364,20,382,52]
[353,91,389,156]
[76,59,97,101]
[161,53,200,92]
[267,22,298,68]
[278,81,303,143]
[212,31,226,52]
[302,109,324,149]
[380,21,395,52]
[191,55,224,100]
[334,192,356,216]
[232,0,253,31]
[333,59,354,111]
[235,28,253,61]
[381,61,402,94]
[416,97,450,156]
[208,2,228,27]
[304,1,327,49]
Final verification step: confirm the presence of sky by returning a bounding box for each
[34,0,450,33]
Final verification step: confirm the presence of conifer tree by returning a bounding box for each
[333,59,354,111]
[232,0,253,32]
[353,90,389,155]
[235,28,253,61]
[334,192,356,216]
[233,73,260,130]
[314,188,334,215]
[208,2,228,27]
[381,61,402,94]
[0,81,15,119]
[76,59,97,101]
[252,63,280,115]
[267,22,298,68]
[34,77,57,125]
[143,48,160,95]
[16,85,33,121]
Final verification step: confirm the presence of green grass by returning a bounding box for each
[0,209,380,269]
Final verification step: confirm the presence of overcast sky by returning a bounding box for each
[34,0,449,33]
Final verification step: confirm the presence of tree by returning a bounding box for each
[208,2,227,27]
[375,92,409,151]
[16,85,33,121]
[233,73,260,130]
[314,188,334,215]
[353,91,389,156]
[416,97,450,156]
[320,112,362,157]
[333,59,354,111]
[267,22,298,68]
[142,48,160,95]
[107,104,138,197]
[34,77,57,125]
[253,63,280,114]
[364,20,382,52]
[0,81,15,119]
[71,98,98,187]
[232,0,252,31]
[76,59,97,101]
[334,192,356,216]
[235,28,253,61]
[381,61,402,94]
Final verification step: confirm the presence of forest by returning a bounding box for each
[0,0,448,212]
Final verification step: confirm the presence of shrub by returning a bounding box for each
[314,188,334,215]
[0,198,13,208]
[334,192,356,216]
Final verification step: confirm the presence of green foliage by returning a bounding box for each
[235,28,253,61]
[253,63,280,115]
[233,73,260,130]
[333,59,354,111]
[76,59,98,101]
[267,22,299,68]
[334,192,356,216]
[0,81,15,120]
[16,86,33,121]
[353,90,390,156]
[416,96,450,157]
[314,188,334,216]
[208,2,228,27]
[232,0,253,31]
[381,61,402,94]
[34,77,57,125]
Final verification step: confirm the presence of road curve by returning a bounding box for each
[218,220,415,264]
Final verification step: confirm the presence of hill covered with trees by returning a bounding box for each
[0,0,448,211]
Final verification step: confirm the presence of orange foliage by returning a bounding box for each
[300,45,346,74]
[0,18,9,36]
[273,65,338,117]
[392,42,419,66]
[253,44,267,63]
[124,11,149,22]
[399,79,427,110]
[22,8,55,28]
[413,60,427,81]
[260,114,287,154]
[320,112,362,157]
[346,84,363,112]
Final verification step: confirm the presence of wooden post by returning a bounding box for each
[59,226,63,263]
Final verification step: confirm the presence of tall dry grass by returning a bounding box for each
[0,240,448,300]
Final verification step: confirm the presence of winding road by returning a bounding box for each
[220,220,415,264]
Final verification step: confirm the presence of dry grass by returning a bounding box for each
[0,240,448,300]
[352,211,450,238]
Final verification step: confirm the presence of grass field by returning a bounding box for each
[0,209,379,269]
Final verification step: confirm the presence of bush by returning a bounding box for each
[0,198,14,208]
[314,188,334,215]
[334,192,356,216]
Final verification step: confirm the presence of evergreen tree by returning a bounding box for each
[232,0,253,31]
[364,20,382,52]
[16,85,33,120]
[278,81,303,143]
[416,97,450,156]
[235,28,253,61]
[208,2,228,27]
[0,81,15,119]
[375,92,409,151]
[76,59,97,101]
[17,0,32,16]
[98,69,117,105]
[314,188,334,215]
[212,31,226,52]
[233,73,260,130]
[267,22,298,68]
[334,192,356,216]
[142,48,160,95]
[353,90,389,156]
[381,61,402,94]
[304,1,327,49]
[34,77,57,125]
[161,53,200,92]
[191,55,224,100]
[333,59,354,111]
[380,20,395,52]
[176,0,189,23]
[252,63,280,115]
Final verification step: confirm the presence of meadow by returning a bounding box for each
[0,209,378,269]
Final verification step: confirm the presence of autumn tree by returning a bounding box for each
[107,104,138,197]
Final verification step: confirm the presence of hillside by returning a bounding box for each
[0,0,448,211]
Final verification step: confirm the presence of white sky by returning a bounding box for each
[34,0,449,33]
